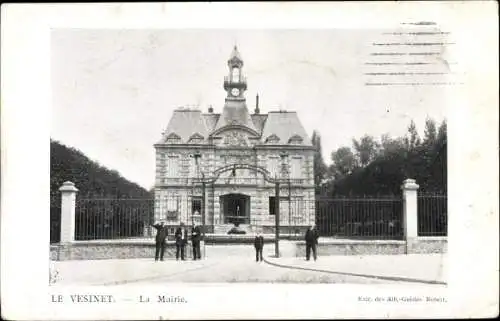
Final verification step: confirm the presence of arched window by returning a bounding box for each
[232,67,240,83]
[288,135,303,145]
[188,133,204,144]
[166,133,181,144]
[265,134,280,144]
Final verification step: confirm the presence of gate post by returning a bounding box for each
[202,181,206,259]
[401,178,419,253]
[59,181,78,243]
[275,182,280,258]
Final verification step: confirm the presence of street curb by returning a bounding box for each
[263,258,446,285]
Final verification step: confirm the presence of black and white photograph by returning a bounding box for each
[1,2,498,320]
[49,27,451,286]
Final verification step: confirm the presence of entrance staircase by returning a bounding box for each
[212,224,256,235]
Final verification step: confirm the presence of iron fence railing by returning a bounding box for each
[50,206,61,244]
[417,193,447,236]
[314,198,404,240]
[52,192,446,242]
[75,198,154,241]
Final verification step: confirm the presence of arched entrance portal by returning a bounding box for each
[220,193,250,225]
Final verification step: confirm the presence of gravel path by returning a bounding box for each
[51,252,446,285]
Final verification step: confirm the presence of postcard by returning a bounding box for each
[1,2,498,320]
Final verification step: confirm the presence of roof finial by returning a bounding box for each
[229,44,243,64]
[255,93,260,114]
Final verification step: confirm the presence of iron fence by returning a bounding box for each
[75,198,154,241]
[58,192,445,242]
[50,205,61,244]
[417,193,447,236]
[315,197,404,240]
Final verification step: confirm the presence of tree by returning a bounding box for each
[325,118,447,196]
[380,134,406,157]
[352,135,380,167]
[404,120,421,150]
[330,146,357,179]
[311,130,328,191]
[423,117,438,146]
[437,119,447,143]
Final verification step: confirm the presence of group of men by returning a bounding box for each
[253,225,319,262]
[153,222,320,262]
[152,222,202,261]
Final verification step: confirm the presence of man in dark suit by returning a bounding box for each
[152,221,168,261]
[305,225,319,261]
[174,222,188,261]
[254,232,264,262]
[191,224,202,260]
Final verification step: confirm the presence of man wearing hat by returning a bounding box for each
[305,224,319,261]
[152,221,169,261]
[191,223,202,260]
[254,231,264,262]
[174,222,189,261]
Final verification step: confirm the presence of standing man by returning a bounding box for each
[152,221,168,261]
[191,223,202,260]
[254,231,264,262]
[175,222,188,261]
[305,225,319,261]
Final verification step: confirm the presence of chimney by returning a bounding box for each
[208,105,213,113]
[255,93,260,114]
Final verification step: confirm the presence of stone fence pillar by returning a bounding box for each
[59,181,78,243]
[401,178,419,250]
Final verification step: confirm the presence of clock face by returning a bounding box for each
[231,88,240,96]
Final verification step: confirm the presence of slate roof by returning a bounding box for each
[160,108,311,146]
[202,113,220,131]
[159,109,209,144]
[213,100,257,134]
[260,111,312,145]
[250,114,268,134]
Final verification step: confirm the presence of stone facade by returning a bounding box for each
[153,46,315,233]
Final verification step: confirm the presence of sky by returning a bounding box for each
[51,29,453,189]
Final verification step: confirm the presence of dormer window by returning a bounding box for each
[165,133,181,144]
[265,134,280,144]
[188,133,204,144]
[288,135,303,145]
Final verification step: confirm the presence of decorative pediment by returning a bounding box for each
[165,133,181,144]
[210,124,260,138]
[265,134,280,144]
[222,131,248,147]
[188,133,204,144]
[288,134,303,145]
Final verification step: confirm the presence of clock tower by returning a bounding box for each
[212,45,258,134]
[223,45,247,101]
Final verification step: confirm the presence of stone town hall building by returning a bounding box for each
[153,46,315,234]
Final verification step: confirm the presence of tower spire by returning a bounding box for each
[215,45,256,134]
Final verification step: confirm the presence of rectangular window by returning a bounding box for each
[189,157,198,178]
[166,196,179,220]
[191,197,202,214]
[269,196,276,215]
[269,196,290,215]
[291,157,302,178]
[167,156,179,178]
[267,156,279,178]
[290,197,304,218]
